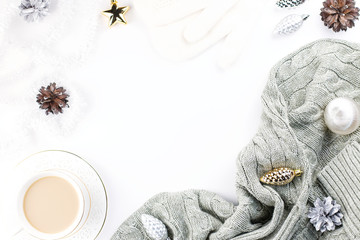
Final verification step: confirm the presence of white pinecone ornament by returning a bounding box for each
[276,0,305,8]
[274,14,309,35]
[308,197,343,232]
[19,0,50,22]
[141,214,171,240]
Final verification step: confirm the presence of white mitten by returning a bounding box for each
[134,0,209,26]
[134,0,268,69]
[184,0,267,69]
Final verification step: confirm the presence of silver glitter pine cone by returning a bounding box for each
[19,0,50,22]
[274,14,309,35]
[141,214,171,240]
[308,197,343,233]
[276,0,305,8]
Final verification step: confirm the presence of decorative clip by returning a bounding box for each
[260,167,302,185]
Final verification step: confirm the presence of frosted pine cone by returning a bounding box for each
[274,14,309,35]
[308,197,343,233]
[19,0,50,22]
[141,214,171,240]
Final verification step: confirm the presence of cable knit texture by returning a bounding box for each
[112,39,360,240]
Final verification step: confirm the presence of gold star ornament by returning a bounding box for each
[102,0,129,27]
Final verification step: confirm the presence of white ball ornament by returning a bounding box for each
[324,97,360,135]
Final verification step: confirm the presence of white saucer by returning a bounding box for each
[11,150,108,240]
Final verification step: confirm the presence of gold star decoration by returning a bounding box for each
[102,0,129,27]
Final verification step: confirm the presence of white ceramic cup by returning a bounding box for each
[16,170,91,240]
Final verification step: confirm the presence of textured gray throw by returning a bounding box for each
[112,39,360,240]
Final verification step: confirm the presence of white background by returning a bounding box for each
[1,0,360,239]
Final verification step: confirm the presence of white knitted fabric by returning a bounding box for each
[134,0,269,69]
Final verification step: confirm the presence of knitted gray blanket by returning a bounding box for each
[112,39,360,240]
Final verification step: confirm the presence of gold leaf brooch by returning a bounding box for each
[260,167,303,185]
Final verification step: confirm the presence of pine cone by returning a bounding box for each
[320,0,359,32]
[274,14,309,35]
[308,197,343,232]
[276,0,305,8]
[19,0,50,22]
[36,83,69,115]
[141,214,170,240]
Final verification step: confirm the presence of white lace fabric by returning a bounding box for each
[0,0,103,155]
